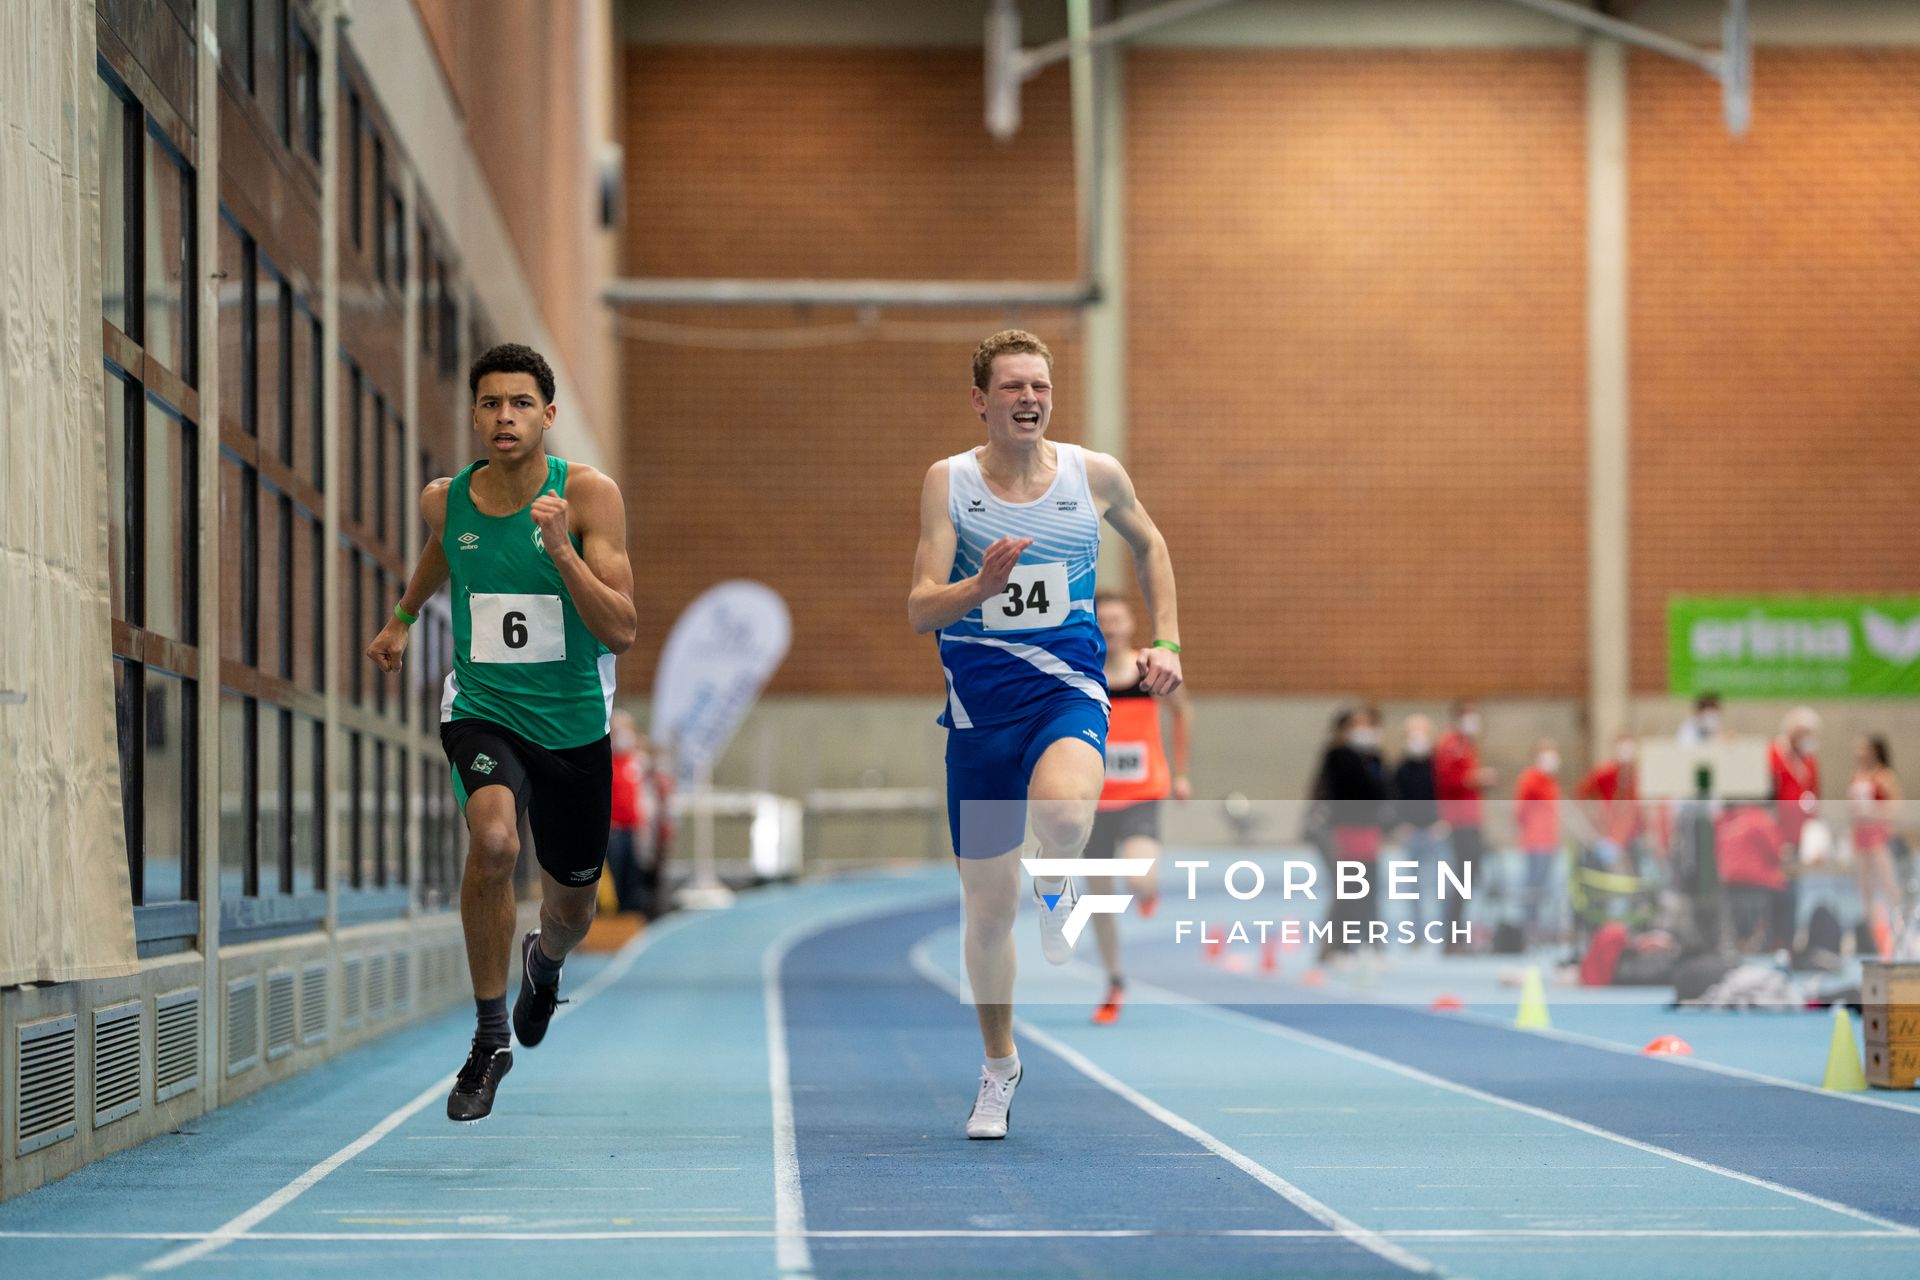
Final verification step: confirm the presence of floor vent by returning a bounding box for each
[266,970,297,1061]
[91,1002,143,1128]
[154,989,201,1102]
[342,956,364,1029]
[17,1015,78,1155]
[299,962,329,1046]
[225,976,261,1078]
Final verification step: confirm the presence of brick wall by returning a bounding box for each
[618,49,1079,696]
[1628,49,1920,692]
[619,41,1918,702]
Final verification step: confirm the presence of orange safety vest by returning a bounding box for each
[1100,683,1170,810]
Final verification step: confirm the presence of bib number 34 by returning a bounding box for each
[981,562,1070,632]
[468,592,565,663]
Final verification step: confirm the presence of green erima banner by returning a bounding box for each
[1669,597,1920,698]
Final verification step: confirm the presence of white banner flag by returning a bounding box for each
[651,581,791,787]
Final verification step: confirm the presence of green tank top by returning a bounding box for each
[441,455,613,749]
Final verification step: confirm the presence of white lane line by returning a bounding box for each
[1149,989,1920,1239]
[906,939,1438,1276]
[1446,1007,1920,1117]
[756,890,963,1280]
[18,1227,1914,1243]
[124,912,699,1276]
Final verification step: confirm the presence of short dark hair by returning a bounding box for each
[1694,692,1723,712]
[1868,735,1892,769]
[470,343,555,405]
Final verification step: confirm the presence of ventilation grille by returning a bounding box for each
[266,970,296,1061]
[300,962,329,1046]
[225,977,260,1077]
[392,950,413,1011]
[368,953,389,1020]
[17,1015,78,1155]
[154,989,201,1102]
[342,956,364,1028]
[92,1002,143,1128]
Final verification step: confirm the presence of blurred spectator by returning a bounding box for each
[607,712,651,914]
[1318,708,1389,960]
[1716,802,1789,951]
[1435,701,1496,952]
[647,740,677,914]
[1676,691,1725,748]
[1511,738,1563,946]
[1767,706,1822,845]
[1576,731,1643,870]
[1393,714,1447,939]
[1849,735,1904,956]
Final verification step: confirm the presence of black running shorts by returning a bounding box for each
[1084,800,1161,860]
[441,718,612,887]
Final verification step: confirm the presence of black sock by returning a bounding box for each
[526,935,564,989]
[475,995,509,1049]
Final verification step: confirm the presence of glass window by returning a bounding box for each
[219,455,248,658]
[258,701,286,892]
[346,90,364,249]
[220,692,254,896]
[370,739,388,886]
[114,658,143,898]
[258,256,286,460]
[419,231,435,356]
[143,399,195,643]
[347,361,363,522]
[341,542,362,706]
[275,493,295,678]
[218,214,253,435]
[391,416,408,550]
[105,367,131,620]
[219,0,253,92]
[293,712,323,893]
[305,312,325,487]
[142,668,193,905]
[98,74,130,332]
[294,511,322,690]
[256,480,284,673]
[372,135,387,281]
[291,298,313,483]
[292,23,320,159]
[144,129,194,380]
[390,743,408,885]
[258,0,286,142]
[372,395,388,542]
[388,190,407,289]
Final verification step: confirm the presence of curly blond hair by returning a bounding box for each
[971,330,1054,392]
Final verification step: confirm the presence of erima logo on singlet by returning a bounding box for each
[458,532,480,550]
[967,499,985,511]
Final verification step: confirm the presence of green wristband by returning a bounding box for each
[1151,639,1181,654]
[393,603,417,626]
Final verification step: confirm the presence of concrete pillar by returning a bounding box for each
[1585,36,1631,759]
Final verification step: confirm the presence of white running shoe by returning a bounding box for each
[1034,875,1077,965]
[966,1066,1021,1140]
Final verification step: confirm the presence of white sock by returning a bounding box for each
[1033,876,1066,896]
[985,1052,1021,1082]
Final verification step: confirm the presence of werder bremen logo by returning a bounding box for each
[471,753,498,776]
[1864,610,1920,665]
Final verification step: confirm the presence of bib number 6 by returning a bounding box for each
[469,593,565,663]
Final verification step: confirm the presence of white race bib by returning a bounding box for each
[980,562,1070,632]
[468,592,565,663]
[1105,740,1149,782]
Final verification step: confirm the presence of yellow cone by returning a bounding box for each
[1822,1005,1867,1092]
[1514,966,1551,1030]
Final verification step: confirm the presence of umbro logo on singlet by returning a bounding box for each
[457,532,480,550]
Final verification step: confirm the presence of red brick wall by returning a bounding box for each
[1128,49,1589,696]
[618,49,1079,695]
[1628,49,1920,692]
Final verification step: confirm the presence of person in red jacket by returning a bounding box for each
[1716,803,1788,951]
[1766,706,1821,951]
[1575,732,1642,867]
[606,711,651,913]
[1512,739,1563,945]
[1434,701,1497,951]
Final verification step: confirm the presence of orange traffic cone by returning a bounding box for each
[1643,1035,1692,1056]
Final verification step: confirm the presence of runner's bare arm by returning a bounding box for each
[909,459,1030,634]
[366,478,453,673]
[532,466,637,655]
[1087,452,1182,696]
